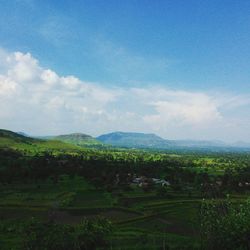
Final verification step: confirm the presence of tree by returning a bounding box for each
[201,197,250,250]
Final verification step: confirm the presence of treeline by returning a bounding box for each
[0,148,194,185]
[0,148,250,195]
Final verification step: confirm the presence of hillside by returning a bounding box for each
[0,129,34,142]
[45,133,102,148]
[0,129,83,154]
[97,131,171,148]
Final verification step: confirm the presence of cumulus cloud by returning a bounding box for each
[0,49,249,141]
[141,90,221,128]
[0,50,120,134]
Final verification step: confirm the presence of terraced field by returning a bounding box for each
[0,176,203,249]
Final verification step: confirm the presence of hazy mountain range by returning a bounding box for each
[0,129,250,152]
[97,132,250,150]
[97,132,171,148]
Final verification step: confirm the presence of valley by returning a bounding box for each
[0,129,250,249]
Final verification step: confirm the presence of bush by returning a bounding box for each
[22,217,113,250]
[201,197,250,250]
[156,185,169,197]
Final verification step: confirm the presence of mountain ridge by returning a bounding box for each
[1,129,250,151]
[97,131,171,148]
[97,131,250,150]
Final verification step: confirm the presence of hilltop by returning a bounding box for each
[97,131,171,149]
[45,133,102,148]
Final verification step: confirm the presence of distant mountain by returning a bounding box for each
[97,131,171,148]
[97,131,250,151]
[46,133,102,147]
[16,131,30,137]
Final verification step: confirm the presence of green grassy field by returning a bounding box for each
[0,176,204,249]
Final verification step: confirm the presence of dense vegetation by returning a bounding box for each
[1,130,250,249]
[201,198,250,249]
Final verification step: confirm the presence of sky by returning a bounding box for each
[0,0,250,142]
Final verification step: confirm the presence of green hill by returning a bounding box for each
[0,129,34,142]
[46,133,102,148]
[0,129,83,154]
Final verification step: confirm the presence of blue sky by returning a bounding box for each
[0,0,250,142]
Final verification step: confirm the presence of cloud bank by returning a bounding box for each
[0,49,249,141]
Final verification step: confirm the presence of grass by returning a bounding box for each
[71,190,113,208]
[2,174,249,250]
[0,137,84,155]
[0,178,203,249]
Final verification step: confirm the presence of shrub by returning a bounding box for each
[22,217,113,250]
[201,197,250,250]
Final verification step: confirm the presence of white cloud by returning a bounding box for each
[0,75,18,96]
[139,88,222,127]
[0,49,249,141]
[0,49,120,135]
[7,52,41,82]
[41,69,59,85]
